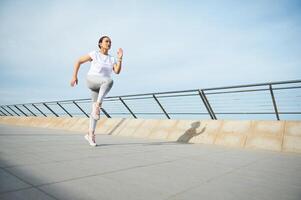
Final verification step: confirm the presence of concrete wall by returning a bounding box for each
[0,116,300,153]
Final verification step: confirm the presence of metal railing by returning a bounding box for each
[1,80,301,120]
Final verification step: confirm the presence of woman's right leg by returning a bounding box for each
[96,78,113,104]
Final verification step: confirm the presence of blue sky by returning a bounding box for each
[0,0,301,105]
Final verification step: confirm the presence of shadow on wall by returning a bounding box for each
[177,121,206,143]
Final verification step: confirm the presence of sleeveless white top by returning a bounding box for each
[87,50,117,78]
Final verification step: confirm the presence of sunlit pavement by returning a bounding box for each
[0,124,300,200]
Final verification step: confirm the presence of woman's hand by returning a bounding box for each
[117,48,123,59]
[70,76,78,87]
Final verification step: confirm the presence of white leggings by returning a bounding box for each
[86,75,113,132]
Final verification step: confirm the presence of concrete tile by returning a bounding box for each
[40,175,165,200]
[101,158,233,197]
[0,169,30,193]
[0,188,56,200]
[4,160,94,186]
[168,169,301,200]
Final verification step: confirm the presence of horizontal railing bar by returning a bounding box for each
[3,99,91,107]
[106,80,301,98]
[1,112,300,116]
[155,93,198,99]
[202,79,301,91]
[2,80,300,107]
[105,90,198,99]
[97,112,301,115]
[98,112,208,115]
[108,93,200,101]
[205,85,301,95]
[215,112,301,115]
[109,96,154,101]
[272,85,301,90]
[206,88,269,95]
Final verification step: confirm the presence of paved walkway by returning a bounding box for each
[0,124,300,200]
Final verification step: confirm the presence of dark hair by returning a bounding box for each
[98,36,111,49]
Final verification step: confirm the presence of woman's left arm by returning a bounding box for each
[113,48,123,74]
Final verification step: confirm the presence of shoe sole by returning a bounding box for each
[84,135,97,147]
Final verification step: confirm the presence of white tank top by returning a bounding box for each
[87,50,116,78]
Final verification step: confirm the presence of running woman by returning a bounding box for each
[70,36,123,146]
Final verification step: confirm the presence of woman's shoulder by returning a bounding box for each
[88,50,97,59]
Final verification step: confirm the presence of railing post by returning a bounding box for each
[153,94,170,119]
[7,106,20,116]
[14,105,28,117]
[0,109,7,116]
[119,97,137,118]
[0,109,6,116]
[198,90,216,120]
[1,106,13,116]
[23,105,37,116]
[57,102,73,117]
[203,91,217,120]
[269,84,280,120]
[100,108,111,118]
[43,103,59,117]
[32,104,47,117]
[73,101,89,118]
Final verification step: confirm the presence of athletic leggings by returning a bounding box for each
[86,74,113,132]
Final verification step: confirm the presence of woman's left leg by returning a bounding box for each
[89,77,113,142]
[89,90,98,131]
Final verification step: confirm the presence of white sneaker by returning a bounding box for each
[84,134,97,147]
[91,103,100,120]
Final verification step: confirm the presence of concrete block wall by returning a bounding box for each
[0,116,300,153]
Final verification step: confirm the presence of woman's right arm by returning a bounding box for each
[70,55,92,87]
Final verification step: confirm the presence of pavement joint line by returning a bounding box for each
[0,141,249,170]
[0,166,61,200]
[35,157,186,188]
[163,156,269,200]
[1,147,168,169]
[0,186,34,196]
[1,148,214,170]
